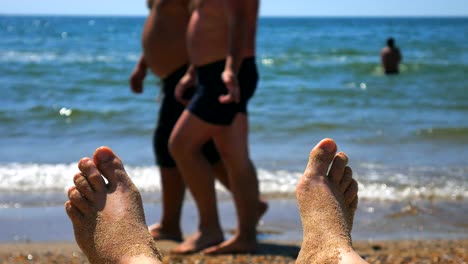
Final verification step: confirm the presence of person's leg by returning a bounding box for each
[148,167,184,242]
[204,113,259,254]
[65,147,162,264]
[150,64,265,243]
[202,116,268,224]
[152,135,266,244]
[295,138,367,264]
[169,110,225,253]
[212,160,268,223]
[149,67,189,241]
[150,110,186,241]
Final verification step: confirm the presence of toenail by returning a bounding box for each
[96,149,113,162]
[322,141,336,152]
[68,186,76,194]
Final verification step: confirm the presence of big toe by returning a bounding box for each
[93,146,129,188]
[304,138,337,179]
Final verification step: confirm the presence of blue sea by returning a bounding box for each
[0,16,467,243]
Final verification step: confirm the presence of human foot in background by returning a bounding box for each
[148,222,183,242]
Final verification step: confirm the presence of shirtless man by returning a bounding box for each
[381,37,402,74]
[169,0,261,254]
[65,139,368,263]
[129,0,266,242]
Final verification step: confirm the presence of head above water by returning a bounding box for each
[387,37,395,48]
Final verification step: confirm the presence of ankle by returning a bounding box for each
[198,225,224,237]
[232,229,257,243]
[153,222,181,234]
[298,237,352,264]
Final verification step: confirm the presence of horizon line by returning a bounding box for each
[1,13,467,18]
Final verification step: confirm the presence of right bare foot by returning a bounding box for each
[65,147,162,264]
[295,138,367,264]
[148,223,183,242]
[170,229,224,254]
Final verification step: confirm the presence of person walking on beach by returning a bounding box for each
[381,37,402,74]
[129,0,266,242]
[65,139,367,263]
[169,0,261,254]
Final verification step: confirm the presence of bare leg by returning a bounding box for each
[149,162,266,243]
[212,151,269,224]
[65,147,162,264]
[149,124,266,243]
[148,167,184,242]
[169,111,224,254]
[204,114,259,254]
[296,138,367,264]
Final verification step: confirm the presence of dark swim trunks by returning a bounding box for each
[154,65,220,167]
[187,57,259,126]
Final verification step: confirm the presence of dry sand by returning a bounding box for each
[0,239,466,263]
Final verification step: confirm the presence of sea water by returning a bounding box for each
[0,16,467,242]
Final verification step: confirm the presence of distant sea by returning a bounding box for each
[0,16,467,243]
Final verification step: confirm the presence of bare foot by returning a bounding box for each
[203,234,257,255]
[170,229,224,254]
[65,147,162,264]
[148,223,183,242]
[199,200,266,255]
[201,198,267,254]
[295,138,367,264]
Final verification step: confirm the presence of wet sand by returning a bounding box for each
[0,239,466,263]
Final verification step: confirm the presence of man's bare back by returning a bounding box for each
[187,0,258,67]
[142,0,191,78]
[381,38,402,74]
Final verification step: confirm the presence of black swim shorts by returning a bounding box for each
[187,57,259,126]
[153,65,220,167]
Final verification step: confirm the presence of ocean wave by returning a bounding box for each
[0,163,466,207]
[0,50,139,64]
[414,127,468,140]
[257,54,468,80]
[17,105,141,121]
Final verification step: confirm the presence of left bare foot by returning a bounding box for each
[65,146,162,264]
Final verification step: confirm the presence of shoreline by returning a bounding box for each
[0,239,466,263]
[2,199,467,243]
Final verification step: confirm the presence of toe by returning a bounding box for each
[93,146,129,189]
[304,138,337,179]
[68,186,93,214]
[73,173,95,201]
[344,179,358,205]
[328,152,348,186]
[339,167,353,193]
[349,196,358,212]
[78,158,106,193]
[65,201,83,221]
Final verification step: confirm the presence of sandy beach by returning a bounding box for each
[0,239,466,263]
[1,199,467,263]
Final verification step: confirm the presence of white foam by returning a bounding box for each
[0,163,466,203]
[0,51,139,64]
